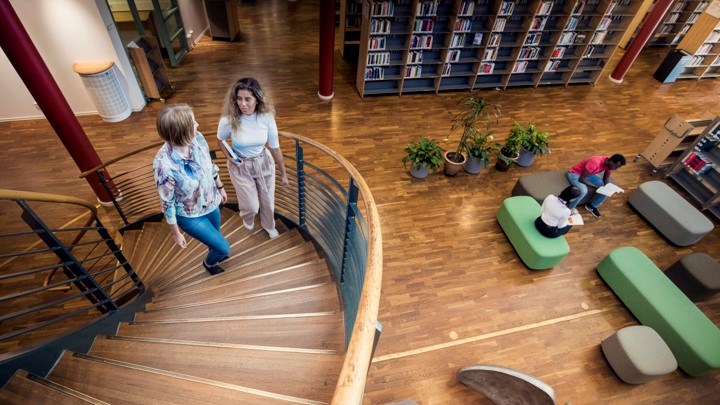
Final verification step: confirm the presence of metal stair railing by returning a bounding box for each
[80,131,383,404]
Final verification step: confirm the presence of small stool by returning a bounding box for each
[601,325,677,384]
[665,253,720,302]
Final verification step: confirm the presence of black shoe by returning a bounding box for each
[585,203,601,218]
[203,260,225,275]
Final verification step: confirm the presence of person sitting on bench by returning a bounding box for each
[535,186,581,238]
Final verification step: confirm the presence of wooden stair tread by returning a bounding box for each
[135,283,338,321]
[147,259,331,309]
[157,242,319,296]
[0,371,105,404]
[90,336,343,402]
[118,312,344,350]
[48,352,317,405]
[126,222,162,277]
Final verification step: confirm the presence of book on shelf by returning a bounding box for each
[551,46,566,58]
[571,0,585,15]
[532,17,547,31]
[454,18,472,32]
[680,25,691,35]
[489,33,502,46]
[688,55,705,66]
[459,0,475,16]
[659,24,673,35]
[536,1,553,15]
[479,62,494,74]
[483,47,497,61]
[512,60,528,73]
[405,65,422,78]
[410,34,433,49]
[597,17,612,31]
[682,151,714,175]
[370,19,391,34]
[666,13,679,24]
[451,33,467,48]
[671,2,686,13]
[545,59,560,71]
[371,1,394,17]
[713,55,720,66]
[473,33,483,46]
[365,66,385,80]
[604,1,618,15]
[519,46,541,59]
[707,30,720,43]
[446,49,461,63]
[583,45,594,58]
[688,13,699,24]
[590,31,606,45]
[694,1,708,13]
[407,50,424,64]
[500,1,515,15]
[442,63,452,76]
[493,18,507,32]
[566,17,579,30]
[416,0,438,17]
[367,52,391,66]
[368,36,386,50]
[413,19,435,33]
[526,32,542,45]
[559,31,577,45]
[698,44,713,55]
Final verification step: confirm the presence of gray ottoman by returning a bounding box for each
[511,169,611,205]
[628,181,714,246]
[601,325,677,384]
[665,253,720,302]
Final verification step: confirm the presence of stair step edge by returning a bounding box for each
[102,335,339,355]
[24,372,111,405]
[128,310,337,324]
[71,352,327,405]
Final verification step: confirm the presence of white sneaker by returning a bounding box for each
[242,219,254,230]
[570,208,579,215]
[266,228,279,239]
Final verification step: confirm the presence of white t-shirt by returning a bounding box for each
[540,195,570,228]
[217,113,279,158]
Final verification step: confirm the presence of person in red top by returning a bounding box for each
[566,154,626,218]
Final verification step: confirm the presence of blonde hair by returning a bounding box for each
[220,78,274,133]
[156,104,195,147]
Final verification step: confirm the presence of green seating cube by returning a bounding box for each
[597,247,720,377]
[496,196,570,270]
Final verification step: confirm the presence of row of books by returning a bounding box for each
[688,55,705,67]
[512,60,529,73]
[416,1,438,17]
[550,46,567,58]
[442,63,452,76]
[590,31,607,45]
[671,2,686,13]
[707,30,720,43]
[526,32,543,45]
[410,34,433,49]
[604,2,618,16]
[479,62,494,74]
[493,18,507,32]
[365,66,385,80]
[531,17,547,31]
[450,33,467,48]
[446,49,461,63]
[536,1,554,16]
[413,19,434,33]
[499,1,515,16]
[697,44,714,55]
[597,17,612,31]
[483,47,498,61]
[566,16,579,30]
[454,18,472,32]
[558,31,583,45]
[368,36,387,50]
[405,65,422,78]
[371,1,393,17]
[407,50,423,64]
[683,151,715,175]
[370,19,391,34]
[367,52,391,66]
[570,0,585,15]
[583,45,595,58]
[545,60,563,71]
[459,0,475,16]
[665,13,681,24]
[519,46,541,59]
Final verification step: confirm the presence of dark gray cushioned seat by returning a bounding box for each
[511,169,611,205]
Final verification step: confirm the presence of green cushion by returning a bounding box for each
[496,196,570,270]
[597,247,720,376]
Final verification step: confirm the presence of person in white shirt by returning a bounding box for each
[535,186,581,238]
[217,78,288,239]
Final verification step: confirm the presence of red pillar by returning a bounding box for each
[609,0,674,83]
[0,0,112,202]
[318,0,335,100]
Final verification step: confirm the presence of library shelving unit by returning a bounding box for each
[665,115,720,220]
[128,36,173,102]
[355,0,644,97]
[636,113,714,174]
[340,0,365,57]
[639,0,713,47]
[675,3,720,79]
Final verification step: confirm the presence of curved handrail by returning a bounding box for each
[276,131,383,405]
[0,189,97,217]
[79,141,164,179]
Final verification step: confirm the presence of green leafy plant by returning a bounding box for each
[463,130,500,167]
[519,123,551,156]
[448,96,501,161]
[402,136,445,172]
[497,124,524,165]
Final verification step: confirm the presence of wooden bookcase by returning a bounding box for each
[340,0,364,57]
[665,115,720,219]
[355,0,643,97]
[675,0,720,79]
[636,113,714,174]
[128,36,172,101]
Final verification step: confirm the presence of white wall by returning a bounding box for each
[0,0,145,121]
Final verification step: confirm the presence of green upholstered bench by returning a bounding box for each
[597,247,720,377]
[496,196,570,270]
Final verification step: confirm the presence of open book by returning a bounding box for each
[595,183,624,197]
[568,214,584,226]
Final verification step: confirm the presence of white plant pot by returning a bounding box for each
[409,163,428,179]
[516,148,536,167]
[464,156,487,174]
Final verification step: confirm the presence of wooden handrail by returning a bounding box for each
[0,189,97,217]
[72,131,383,404]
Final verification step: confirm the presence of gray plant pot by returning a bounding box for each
[409,163,428,179]
[516,148,536,167]
[464,156,487,174]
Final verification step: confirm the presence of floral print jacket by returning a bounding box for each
[153,132,220,225]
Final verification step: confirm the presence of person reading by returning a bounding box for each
[535,186,582,238]
[566,154,626,218]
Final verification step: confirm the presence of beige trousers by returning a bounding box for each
[226,149,276,231]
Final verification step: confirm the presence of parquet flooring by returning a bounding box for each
[0,0,718,403]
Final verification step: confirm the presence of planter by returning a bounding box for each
[516,148,536,167]
[409,163,429,179]
[443,151,466,177]
[464,156,488,174]
[495,150,518,172]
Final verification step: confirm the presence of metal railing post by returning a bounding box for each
[17,200,118,313]
[94,218,144,292]
[97,171,128,225]
[340,179,359,283]
[296,140,307,231]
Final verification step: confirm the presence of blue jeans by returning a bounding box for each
[176,208,230,265]
[566,172,607,209]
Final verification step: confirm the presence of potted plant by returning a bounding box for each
[402,136,444,179]
[516,122,551,167]
[445,96,501,176]
[463,131,500,174]
[495,127,523,172]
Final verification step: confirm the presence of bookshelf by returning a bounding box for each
[637,0,714,47]
[675,2,720,79]
[355,0,644,97]
[636,113,714,174]
[340,0,365,57]
[665,115,720,219]
[128,36,172,101]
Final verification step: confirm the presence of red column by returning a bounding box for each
[609,0,674,83]
[0,0,112,202]
[318,0,335,99]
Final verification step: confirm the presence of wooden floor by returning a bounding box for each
[1,0,719,403]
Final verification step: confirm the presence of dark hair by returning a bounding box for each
[156,104,195,147]
[558,186,581,203]
[609,154,626,166]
